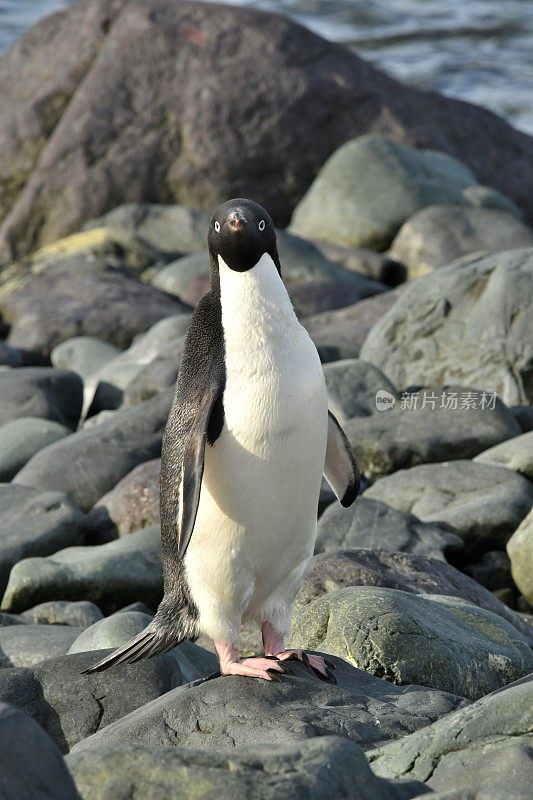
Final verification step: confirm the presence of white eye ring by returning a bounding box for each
[214,221,221,232]
[258,219,265,231]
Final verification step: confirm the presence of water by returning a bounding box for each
[1,0,532,134]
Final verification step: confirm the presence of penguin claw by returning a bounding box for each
[273,650,337,683]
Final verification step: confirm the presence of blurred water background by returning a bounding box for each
[1,0,532,134]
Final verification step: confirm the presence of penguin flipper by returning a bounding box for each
[324,410,361,507]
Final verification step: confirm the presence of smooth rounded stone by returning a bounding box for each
[308,239,407,287]
[288,276,385,319]
[289,587,533,700]
[169,640,220,684]
[361,248,533,406]
[122,357,179,405]
[316,497,461,561]
[88,458,160,542]
[0,612,29,627]
[290,135,479,250]
[151,252,210,306]
[463,551,514,592]
[323,359,399,423]
[474,431,533,479]
[462,184,524,218]
[344,389,521,479]
[13,391,172,511]
[0,624,82,668]
[0,650,181,754]
[1,525,163,614]
[0,702,81,800]
[67,736,428,800]
[0,485,87,596]
[367,675,533,793]
[70,656,466,756]
[67,612,153,654]
[364,461,533,557]
[0,341,23,367]
[51,336,121,379]
[1,256,190,357]
[304,289,402,362]
[21,601,104,628]
[507,509,533,606]
[0,417,70,480]
[390,205,533,279]
[0,367,83,428]
[297,549,533,646]
[510,404,533,432]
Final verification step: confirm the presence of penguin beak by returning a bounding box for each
[227,210,247,232]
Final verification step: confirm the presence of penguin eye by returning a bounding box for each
[214,221,221,233]
[258,220,265,231]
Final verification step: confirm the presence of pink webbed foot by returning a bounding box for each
[215,643,292,682]
[273,650,337,683]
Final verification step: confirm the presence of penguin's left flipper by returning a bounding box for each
[323,411,361,507]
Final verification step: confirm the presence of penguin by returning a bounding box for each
[85,199,360,682]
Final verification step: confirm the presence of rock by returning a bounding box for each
[13,392,172,511]
[0,367,83,428]
[304,289,402,362]
[368,675,533,796]
[67,736,428,800]
[507,509,533,606]
[360,248,533,406]
[169,640,219,683]
[21,601,104,628]
[474,431,533,479]
[0,702,81,799]
[297,549,533,646]
[150,252,210,307]
[67,611,154,654]
[1,526,163,614]
[0,624,82,668]
[0,612,29,627]
[122,357,178,405]
[2,2,533,258]
[316,497,461,561]
[289,587,533,700]
[309,238,407,287]
[0,417,70,480]
[291,135,485,249]
[87,458,160,542]
[323,359,399,422]
[1,256,190,357]
[70,657,466,755]
[51,336,121,380]
[0,485,86,596]
[0,650,180,753]
[365,461,533,557]
[510,404,533,432]
[463,551,514,592]
[344,388,521,479]
[389,205,533,279]
[0,340,23,367]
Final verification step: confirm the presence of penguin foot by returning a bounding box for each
[274,650,337,683]
[222,657,289,681]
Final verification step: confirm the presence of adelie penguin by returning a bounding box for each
[85,199,360,682]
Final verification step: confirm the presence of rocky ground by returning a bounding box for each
[0,1,533,799]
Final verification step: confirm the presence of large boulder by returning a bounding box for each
[474,431,533,479]
[70,657,465,755]
[507,509,533,607]
[0,367,83,428]
[364,461,533,557]
[323,359,399,423]
[1,525,163,614]
[360,248,533,406]
[21,600,104,628]
[1,1,532,259]
[67,611,154,654]
[389,205,533,279]
[288,587,533,700]
[51,336,121,380]
[0,417,70,480]
[0,624,82,668]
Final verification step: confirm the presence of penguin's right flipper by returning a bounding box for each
[324,411,361,507]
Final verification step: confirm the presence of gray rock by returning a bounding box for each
[316,497,461,561]
[463,550,513,592]
[14,392,172,511]
[367,676,533,795]
[122,357,178,405]
[323,359,399,423]
[297,548,533,646]
[360,248,533,406]
[0,367,83,428]
[87,458,160,542]
[462,184,524,217]
[344,388,521,479]
[51,336,121,379]
[0,650,180,753]
[0,341,23,367]
[0,484,86,596]
[510,404,533,432]
[67,736,428,800]
[168,640,219,683]
[1,526,163,614]
[389,205,533,279]
[309,238,407,287]
[67,611,154,654]
[21,601,104,628]
[474,431,533,479]
[0,417,70,480]
[364,461,533,557]
[0,624,82,668]
[70,657,466,755]
[150,252,210,306]
[507,509,533,606]
[288,587,533,700]
[290,136,483,250]
[0,612,29,627]
[0,702,81,799]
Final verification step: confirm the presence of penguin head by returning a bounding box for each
[208,198,281,274]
